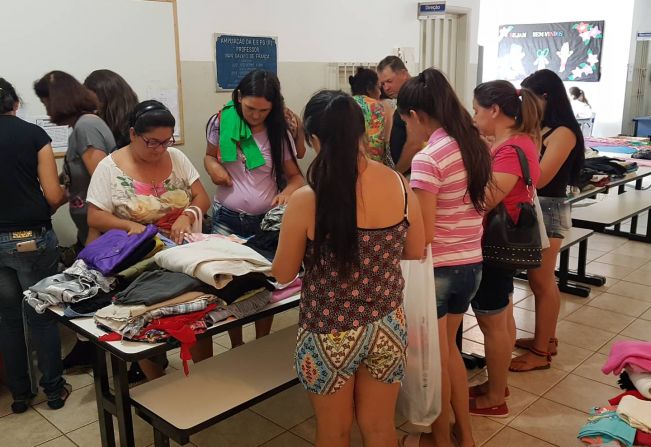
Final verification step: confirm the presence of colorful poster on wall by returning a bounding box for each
[214,34,278,91]
[497,21,604,82]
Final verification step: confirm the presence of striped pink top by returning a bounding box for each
[410,128,483,267]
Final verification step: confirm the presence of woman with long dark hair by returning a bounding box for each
[204,69,304,347]
[34,71,116,246]
[84,69,139,148]
[272,90,424,447]
[467,80,543,420]
[397,68,492,447]
[511,69,585,372]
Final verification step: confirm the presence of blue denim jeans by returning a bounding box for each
[434,263,482,317]
[210,202,265,238]
[0,228,66,401]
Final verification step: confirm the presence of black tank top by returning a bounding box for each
[537,127,578,198]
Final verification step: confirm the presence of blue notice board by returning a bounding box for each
[214,34,278,91]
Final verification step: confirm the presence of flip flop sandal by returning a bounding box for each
[509,346,552,372]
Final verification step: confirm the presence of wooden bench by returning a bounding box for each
[130,325,299,446]
[556,227,605,297]
[572,189,651,243]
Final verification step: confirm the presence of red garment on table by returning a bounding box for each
[99,303,216,375]
[636,430,651,446]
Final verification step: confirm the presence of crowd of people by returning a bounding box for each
[0,56,585,447]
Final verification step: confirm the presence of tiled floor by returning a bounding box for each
[1,232,650,447]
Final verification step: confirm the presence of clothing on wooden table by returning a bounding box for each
[627,369,651,399]
[113,270,212,306]
[244,230,279,261]
[609,390,649,406]
[63,288,119,318]
[154,238,272,289]
[212,272,274,304]
[260,205,285,231]
[99,303,217,375]
[270,277,302,303]
[24,259,116,313]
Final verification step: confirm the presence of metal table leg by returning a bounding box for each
[93,345,116,447]
[110,354,135,447]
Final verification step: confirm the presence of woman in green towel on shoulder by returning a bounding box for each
[204,69,304,347]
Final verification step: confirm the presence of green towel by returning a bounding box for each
[219,101,265,170]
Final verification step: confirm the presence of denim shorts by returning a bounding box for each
[210,202,265,238]
[538,196,571,239]
[470,263,515,316]
[434,263,482,317]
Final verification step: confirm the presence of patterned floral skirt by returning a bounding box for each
[294,306,407,395]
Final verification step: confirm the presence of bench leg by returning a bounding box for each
[110,354,136,447]
[154,428,171,447]
[93,346,116,447]
[565,240,607,287]
[555,248,592,297]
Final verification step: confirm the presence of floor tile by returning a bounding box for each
[509,398,587,447]
[38,436,78,447]
[623,269,651,286]
[67,411,164,447]
[259,432,313,447]
[583,261,635,280]
[569,246,608,262]
[512,307,537,333]
[190,410,284,447]
[468,416,505,446]
[34,384,98,434]
[573,353,620,388]
[606,281,651,303]
[609,242,651,260]
[0,385,14,417]
[595,253,649,269]
[463,325,484,345]
[270,308,299,333]
[641,307,651,321]
[482,427,555,447]
[462,315,478,332]
[585,292,651,317]
[0,408,62,447]
[516,295,585,320]
[621,318,651,341]
[487,385,538,425]
[554,320,616,351]
[250,385,314,429]
[291,416,365,446]
[563,306,635,333]
[460,339,486,357]
[506,367,568,396]
[512,287,532,304]
[549,343,593,373]
[543,373,619,413]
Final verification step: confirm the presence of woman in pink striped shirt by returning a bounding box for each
[397,68,492,447]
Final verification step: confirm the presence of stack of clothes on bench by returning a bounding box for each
[576,155,639,190]
[577,341,651,446]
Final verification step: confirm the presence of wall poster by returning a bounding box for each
[497,20,604,82]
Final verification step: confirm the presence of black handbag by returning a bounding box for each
[482,146,542,270]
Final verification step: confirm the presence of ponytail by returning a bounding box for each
[516,88,542,145]
[397,68,491,213]
[303,90,366,277]
[0,78,19,114]
[474,80,542,145]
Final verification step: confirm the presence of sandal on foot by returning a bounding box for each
[515,337,558,356]
[468,383,510,399]
[509,347,551,372]
[400,433,422,447]
[468,399,509,418]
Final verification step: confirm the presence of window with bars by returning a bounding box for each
[326,62,377,92]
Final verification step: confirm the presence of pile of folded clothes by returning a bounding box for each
[578,340,651,446]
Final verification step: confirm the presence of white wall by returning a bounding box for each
[478,0,636,137]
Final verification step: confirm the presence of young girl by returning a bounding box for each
[398,68,492,447]
[468,80,543,418]
[272,90,424,447]
[511,69,585,372]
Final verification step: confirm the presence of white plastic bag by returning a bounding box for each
[397,246,442,426]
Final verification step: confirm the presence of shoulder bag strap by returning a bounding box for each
[512,145,535,203]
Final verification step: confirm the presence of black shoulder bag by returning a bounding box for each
[482,146,542,270]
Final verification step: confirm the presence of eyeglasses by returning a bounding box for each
[139,135,175,149]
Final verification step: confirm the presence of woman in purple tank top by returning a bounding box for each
[273,90,425,447]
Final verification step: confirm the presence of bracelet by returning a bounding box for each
[183,206,201,224]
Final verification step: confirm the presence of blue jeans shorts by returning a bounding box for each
[538,196,571,239]
[210,202,265,238]
[434,262,482,317]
